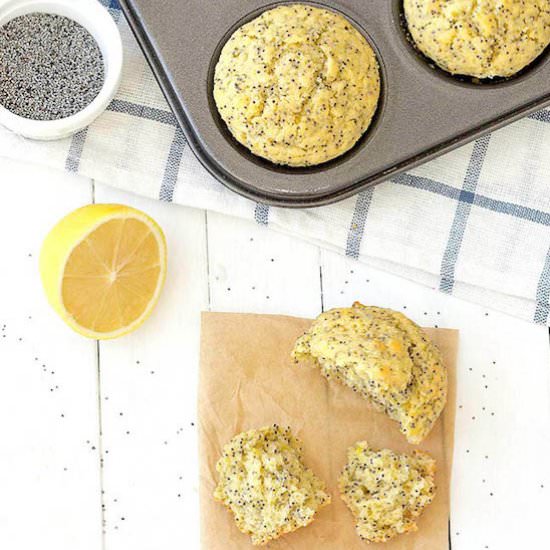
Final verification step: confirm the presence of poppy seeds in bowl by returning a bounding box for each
[0,13,105,121]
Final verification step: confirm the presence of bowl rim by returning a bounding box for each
[0,0,123,140]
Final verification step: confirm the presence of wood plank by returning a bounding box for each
[0,158,102,550]
[94,184,209,550]
[320,249,550,550]
[206,212,322,318]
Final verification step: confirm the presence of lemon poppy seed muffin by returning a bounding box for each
[339,441,436,543]
[213,4,380,166]
[404,0,550,79]
[213,425,330,546]
[292,303,447,444]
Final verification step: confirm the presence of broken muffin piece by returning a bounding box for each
[213,425,330,546]
[292,303,447,444]
[339,441,436,543]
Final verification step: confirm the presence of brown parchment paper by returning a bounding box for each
[199,312,458,550]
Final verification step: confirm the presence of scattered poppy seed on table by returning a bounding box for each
[0,13,104,120]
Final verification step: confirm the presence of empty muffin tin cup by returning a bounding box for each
[0,0,123,141]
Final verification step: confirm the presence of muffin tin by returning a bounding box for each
[119,0,550,207]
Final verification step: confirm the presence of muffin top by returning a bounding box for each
[213,4,380,166]
[292,302,447,444]
[404,0,550,79]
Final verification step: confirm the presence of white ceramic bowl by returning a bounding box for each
[0,0,123,140]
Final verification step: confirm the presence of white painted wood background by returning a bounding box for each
[1,156,549,550]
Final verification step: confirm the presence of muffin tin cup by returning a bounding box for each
[119,0,550,208]
[207,1,387,175]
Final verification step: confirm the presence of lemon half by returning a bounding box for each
[40,204,167,339]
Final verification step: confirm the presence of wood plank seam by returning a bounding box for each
[92,179,107,550]
[96,340,107,550]
[318,248,325,313]
[204,210,212,311]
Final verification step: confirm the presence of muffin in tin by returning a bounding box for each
[404,0,550,79]
[213,4,381,167]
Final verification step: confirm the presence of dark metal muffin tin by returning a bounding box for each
[119,0,550,207]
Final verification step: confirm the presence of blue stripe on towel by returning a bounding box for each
[254,204,270,226]
[534,247,550,324]
[65,128,89,173]
[159,127,187,202]
[528,110,550,124]
[392,173,550,226]
[345,188,374,259]
[107,100,177,127]
[439,135,491,293]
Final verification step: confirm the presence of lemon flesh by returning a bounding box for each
[40,204,167,339]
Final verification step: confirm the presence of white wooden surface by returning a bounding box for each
[1,157,549,550]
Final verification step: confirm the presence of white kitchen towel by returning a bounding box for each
[2,0,550,324]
